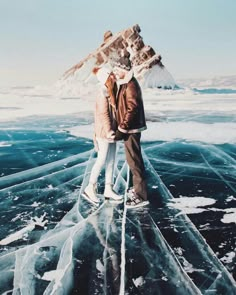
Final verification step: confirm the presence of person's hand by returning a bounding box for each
[107,130,115,141]
[115,130,124,141]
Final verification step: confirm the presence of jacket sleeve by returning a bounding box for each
[119,80,139,131]
[96,88,112,135]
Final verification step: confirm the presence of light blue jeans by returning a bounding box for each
[89,138,117,185]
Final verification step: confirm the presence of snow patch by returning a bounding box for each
[167,196,216,215]
[67,121,236,144]
[226,195,236,202]
[221,208,236,224]
[0,213,48,245]
[96,259,104,273]
[132,276,145,287]
[220,251,236,264]
[31,201,41,207]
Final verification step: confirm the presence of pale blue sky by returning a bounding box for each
[0,0,236,87]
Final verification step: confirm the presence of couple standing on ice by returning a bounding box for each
[82,52,149,209]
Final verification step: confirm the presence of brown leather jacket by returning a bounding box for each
[116,72,147,134]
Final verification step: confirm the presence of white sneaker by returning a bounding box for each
[104,184,123,202]
[82,183,100,206]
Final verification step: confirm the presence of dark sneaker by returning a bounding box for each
[127,187,135,195]
[126,192,149,209]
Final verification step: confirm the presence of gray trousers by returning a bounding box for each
[124,133,148,201]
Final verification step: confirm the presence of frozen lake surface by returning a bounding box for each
[0,81,236,294]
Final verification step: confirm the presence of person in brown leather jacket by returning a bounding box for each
[113,56,149,208]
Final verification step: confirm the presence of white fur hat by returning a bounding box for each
[96,65,113,85]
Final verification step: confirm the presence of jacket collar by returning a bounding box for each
[116,69,134,86]
[101,85,117,110]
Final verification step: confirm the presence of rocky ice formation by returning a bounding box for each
[56,25,176,95]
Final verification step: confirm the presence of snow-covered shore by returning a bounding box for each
[1,75,236,144]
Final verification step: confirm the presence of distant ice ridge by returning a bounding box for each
[137,64,175,89]
[178,74,236,89]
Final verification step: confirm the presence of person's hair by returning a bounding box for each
[105,74,116,103]
[92,67,100,75]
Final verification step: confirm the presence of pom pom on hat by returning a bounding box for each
[93,64,113,85]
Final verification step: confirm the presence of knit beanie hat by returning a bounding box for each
[95,65,113,85]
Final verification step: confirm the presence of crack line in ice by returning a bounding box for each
[200,152,236,194]
[0,213,47,246]
[142,150,236,292]
[103,214,111,294]
[148,156,234,174]
[1,138,236,293]
[0,191,105,276]
[113,160,128,193]
[0,149,92,190]
[10,203,106,294]
[0,161,88,196]
[119,165,129,295]
[206,144,236,167]
[40,149,111,293]
[148,215,202,294]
